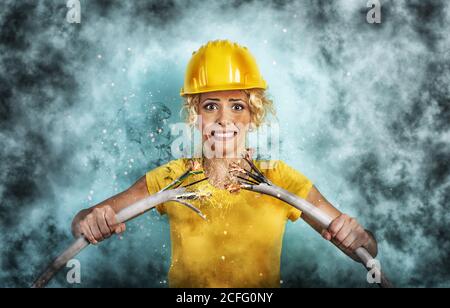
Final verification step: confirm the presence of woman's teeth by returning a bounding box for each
[212,131,237,140]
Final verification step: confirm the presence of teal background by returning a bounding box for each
[0,0,449,287]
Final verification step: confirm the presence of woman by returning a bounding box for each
[71,40,377,287]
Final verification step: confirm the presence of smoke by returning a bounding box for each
[0,0,448,287]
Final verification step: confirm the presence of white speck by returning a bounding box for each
[150,133,154,137]
[89,190,94,195]
[130,159,134,163]
[152,106,156,110]
[157,128,162,133]
[223,230,227,235]
[263,40,268,44]
[151,138,155,142]
[127,47,132,51]
[129,165,132,168]
[87,196,92,201]
[102,129,107,134]
[259,272,263,276]
[272,61,277,65]
[221,255,225,261]
[280,280,284,284]
[111,82,115,87]
[282,28,287,33]
[347,71,351,77]
[113,175,117,179]
[97,54,102,59]
[124,171,128,175]
[277,193,281,198]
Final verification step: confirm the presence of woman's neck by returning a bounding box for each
[201,156,245,189]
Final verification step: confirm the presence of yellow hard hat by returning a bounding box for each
[180,40,267,96]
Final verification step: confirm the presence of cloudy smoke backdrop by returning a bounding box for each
[0,0,449,287]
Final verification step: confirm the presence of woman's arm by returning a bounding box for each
[302,186,378,261]
[71,175,149,244]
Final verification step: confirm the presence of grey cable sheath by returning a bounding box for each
[242,182,394,288]
[31,187,199,288]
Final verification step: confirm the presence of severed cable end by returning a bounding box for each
[176,191,211,200]
[170,190,210,221]
[170,198,206,220]
[224,182,242,193]
[195,210,208,221]
[238,183,253,190]
[229,162,246,174]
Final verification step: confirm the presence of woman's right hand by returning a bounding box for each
[73,206,126,244]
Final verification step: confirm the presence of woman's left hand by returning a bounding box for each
[321,214,373,260]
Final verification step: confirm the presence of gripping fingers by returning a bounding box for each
[328,214,346,238]
[349,228,370,252]
[104,206,120,233]
[114,223,126,235]
[341,231,358,250]
[94,209,112,239]
[333,216,354,244]
[321,229,332,241]
[87,214,104,242]
[80,220,97,244]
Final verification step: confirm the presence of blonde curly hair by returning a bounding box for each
[181,89,275,127]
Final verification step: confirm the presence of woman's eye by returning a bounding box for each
[204,103,218,111]
[232,104,244,111]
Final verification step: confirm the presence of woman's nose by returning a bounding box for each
[216,109,233,126]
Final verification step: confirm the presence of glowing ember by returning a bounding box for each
[243,148,255,160]
[190,159,202,171]
[225,183,241,193]
[229,162,246,174]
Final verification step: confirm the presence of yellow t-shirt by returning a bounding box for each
[145,158,313,288]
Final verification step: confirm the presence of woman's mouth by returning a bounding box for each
[211,130,238,141]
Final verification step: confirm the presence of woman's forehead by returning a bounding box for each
[200,90,247,101]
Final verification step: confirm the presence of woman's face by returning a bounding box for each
[197,90,252,158]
